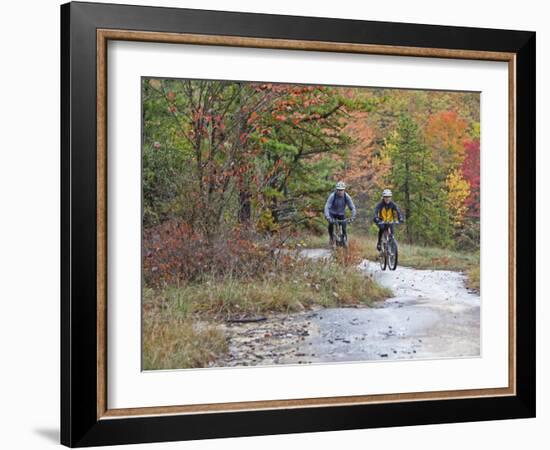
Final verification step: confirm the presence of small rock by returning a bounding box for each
[379,353,389,358]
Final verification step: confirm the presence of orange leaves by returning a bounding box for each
[246,111,259,125]
[425,111,468,170]
[334,110,387,195]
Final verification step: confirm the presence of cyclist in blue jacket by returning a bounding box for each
[324,181,356,246]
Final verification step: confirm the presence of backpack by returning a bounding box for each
[330,190,351,209]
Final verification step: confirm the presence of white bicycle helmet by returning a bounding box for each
[382,188,392,197]
[335,181,346,190]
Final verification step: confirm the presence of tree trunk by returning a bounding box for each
[239,190,251,223]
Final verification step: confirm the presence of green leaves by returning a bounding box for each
[383,114,452,247]
[142,78,479,250]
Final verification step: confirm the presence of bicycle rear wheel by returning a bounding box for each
[388,238,398,270]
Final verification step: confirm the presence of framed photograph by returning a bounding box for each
[60,1,535,447]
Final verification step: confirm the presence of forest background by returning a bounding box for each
[141,79,481,369]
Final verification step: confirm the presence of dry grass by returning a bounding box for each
[142,307,228,370]
[144,257,392,321]
[466,266,480,292]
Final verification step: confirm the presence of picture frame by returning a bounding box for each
[60,1,535,447]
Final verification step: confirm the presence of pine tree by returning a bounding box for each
[383,114,452,247]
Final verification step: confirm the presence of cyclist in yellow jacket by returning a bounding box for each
[373,189,404,251]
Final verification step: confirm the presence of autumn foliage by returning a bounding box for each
[461,139,481,218]
[142,79,481,288]
[425,111,468,174]
[143,219,278,286]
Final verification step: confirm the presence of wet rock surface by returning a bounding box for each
[216,308,323,366]
[215,253,480,367]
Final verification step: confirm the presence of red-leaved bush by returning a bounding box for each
[143,219,281,286]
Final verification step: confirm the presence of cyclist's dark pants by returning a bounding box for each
[328,214,346,241]
[377,223,394,245]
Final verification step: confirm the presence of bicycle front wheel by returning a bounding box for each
[388,238,398,270]
[378,245,387,270]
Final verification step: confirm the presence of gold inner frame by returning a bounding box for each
[96,28,517,420]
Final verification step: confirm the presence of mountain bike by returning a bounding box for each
[332,218,351,250]
[378,221,400,271]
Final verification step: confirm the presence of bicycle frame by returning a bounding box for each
[332,218,349,248]
[378,221,400,270]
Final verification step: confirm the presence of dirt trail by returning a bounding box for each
[215,249,480,367]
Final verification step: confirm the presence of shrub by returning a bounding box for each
[143,219,282,286]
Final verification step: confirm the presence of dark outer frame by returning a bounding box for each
[61,1,535,447]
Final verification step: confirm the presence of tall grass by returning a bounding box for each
[142,307,228,370]
[144,257,392,321]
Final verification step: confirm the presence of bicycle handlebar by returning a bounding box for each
[331,218,353,224]
[378,220,402,224]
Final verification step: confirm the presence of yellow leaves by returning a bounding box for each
[446,168,471,226]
